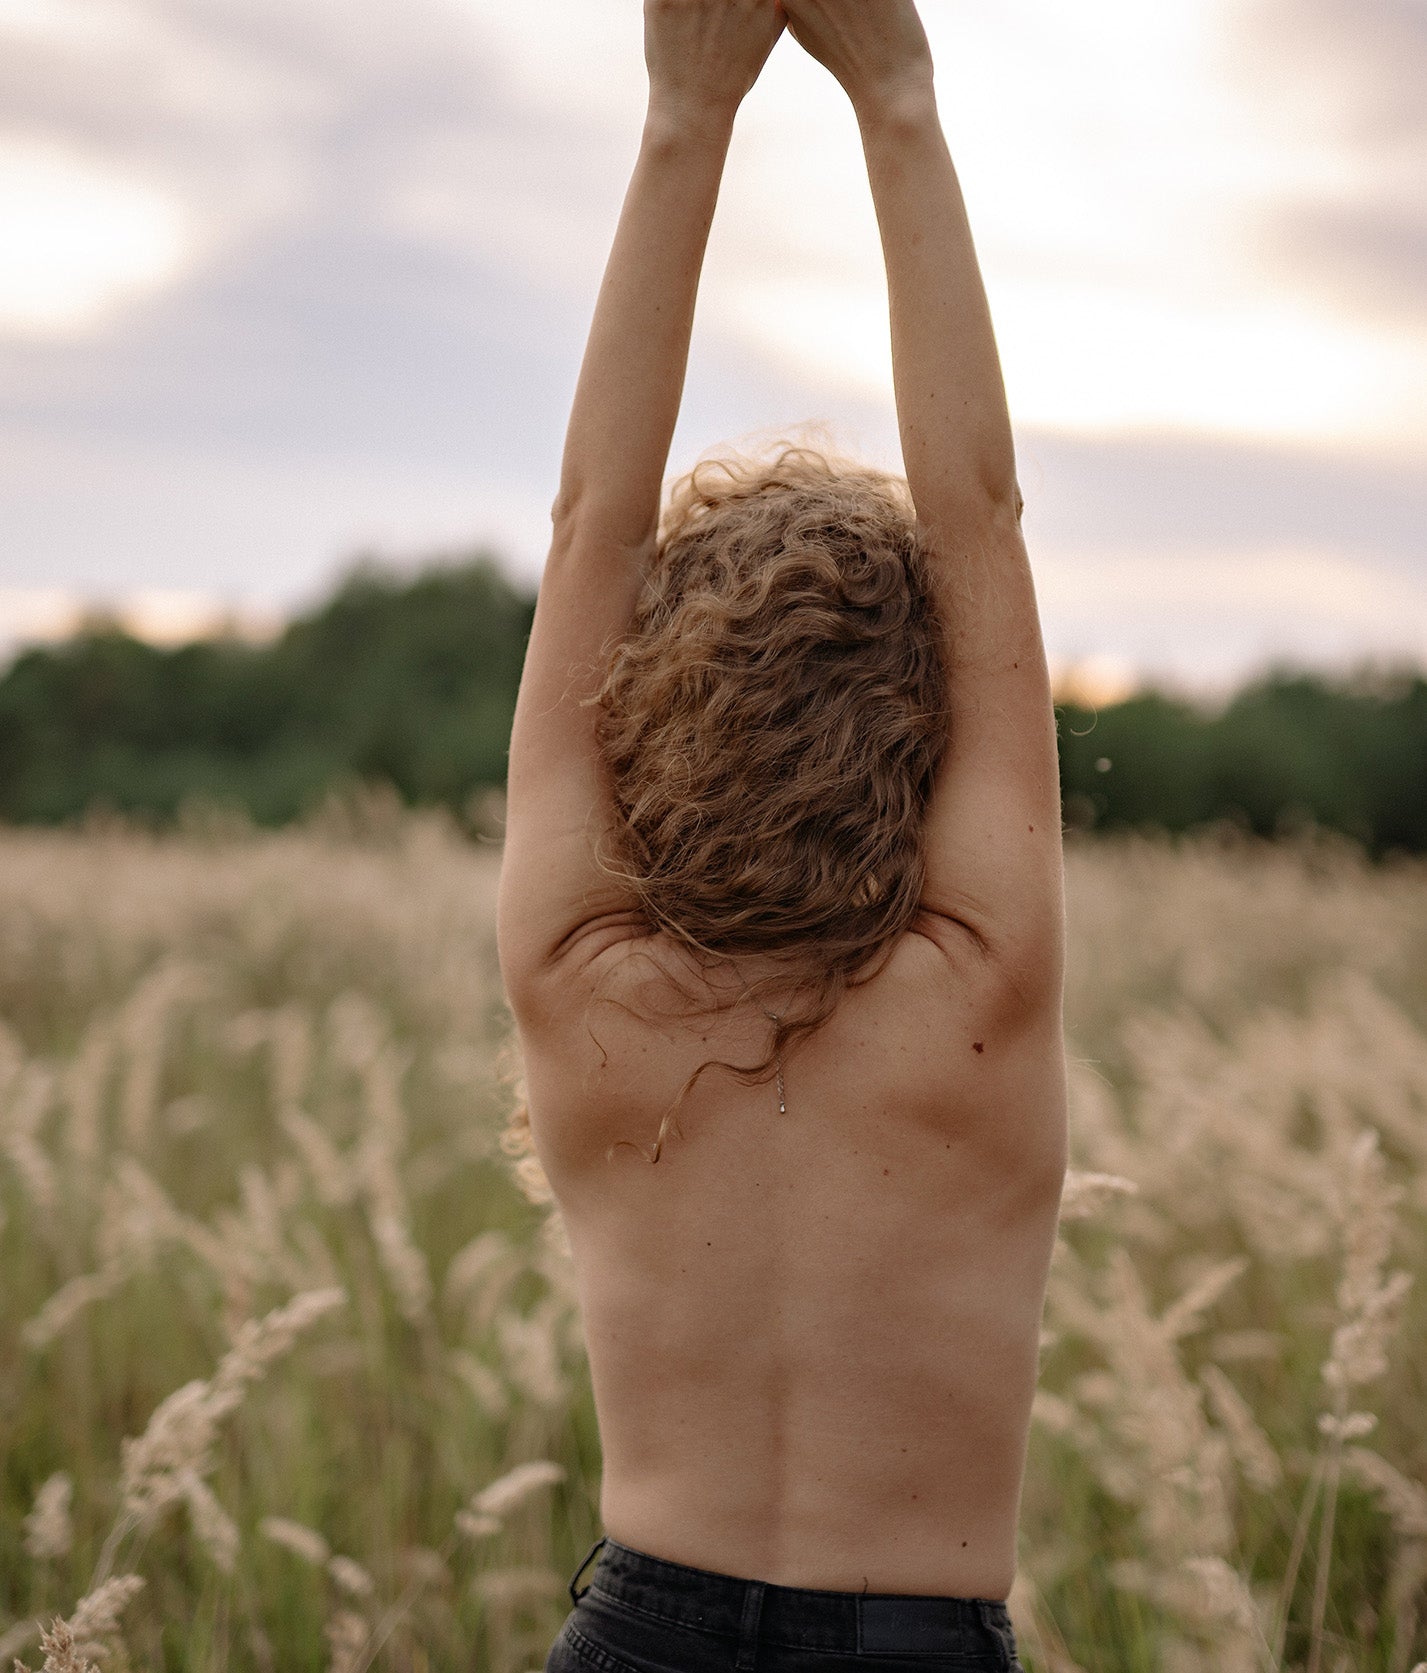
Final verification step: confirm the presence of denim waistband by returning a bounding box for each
[572,1535,1016,1661]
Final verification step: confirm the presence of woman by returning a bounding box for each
[496,2,1067,1669]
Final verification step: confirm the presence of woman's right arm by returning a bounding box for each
[784,0,1063,988]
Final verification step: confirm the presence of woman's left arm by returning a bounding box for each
[498,3,786,1001]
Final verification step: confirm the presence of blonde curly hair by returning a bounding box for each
[501,441,948,1197]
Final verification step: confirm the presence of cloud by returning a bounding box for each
[1018,424,1427,682]
[0,0,618,329]
[0,137,192,334]
[0,0,327,274]
[1036,540,1427,686]
[0,0,1423,688]
[1238,0,1427,150]
[0,0,613,571]
[1233,0,1427,341]
[1016,427,1426,575]
[1266,201,1427,337]
[0,420,558,611]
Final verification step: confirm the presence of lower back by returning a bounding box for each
[522,930,1067,1597]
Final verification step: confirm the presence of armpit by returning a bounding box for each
[550,909,651,968]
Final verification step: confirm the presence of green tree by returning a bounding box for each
[0,553,535,826]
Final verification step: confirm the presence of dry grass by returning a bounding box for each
[0,797,1423,1672]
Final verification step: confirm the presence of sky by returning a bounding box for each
[0,0,1424,693]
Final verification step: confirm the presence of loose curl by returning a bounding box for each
[501,441,948,1195]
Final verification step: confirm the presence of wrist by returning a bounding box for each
[644,90,739,149]
[852,74,939,135]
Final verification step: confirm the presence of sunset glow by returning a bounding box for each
[0,140,190,336]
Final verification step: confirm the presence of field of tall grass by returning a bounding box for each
[1,795,1424,1673]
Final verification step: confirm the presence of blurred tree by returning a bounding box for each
[1,559,1423,853]
[1057,665,1427,857]
[0,552,535,827]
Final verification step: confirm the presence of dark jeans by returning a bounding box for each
[545,1536,1026,1672]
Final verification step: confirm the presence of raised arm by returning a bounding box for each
[785,1,1064,994]
[552,1,787,540]
[497,1,786,996]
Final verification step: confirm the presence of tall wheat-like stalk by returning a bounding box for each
[90,1287,346,1589]
[1295,1129,1413,1673]
[2,818,1424,1670]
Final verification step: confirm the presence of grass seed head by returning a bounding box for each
[22,1473,74,1562]
[260,1517,331,1566]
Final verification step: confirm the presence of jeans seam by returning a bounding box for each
[584,1583,729,1638]
[563,1622,641,1673]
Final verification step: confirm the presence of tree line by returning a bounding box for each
[0,556,532,829]
[1,554,1423,853]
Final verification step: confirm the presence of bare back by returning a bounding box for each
[495,0,1069,1604]
[515,915,1068,1599]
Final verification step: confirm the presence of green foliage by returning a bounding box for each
[0,554,535,827]
[1058,667,1427,855]
[3,558,1425,853]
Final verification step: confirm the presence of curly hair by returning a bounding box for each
[501,440,948,1195]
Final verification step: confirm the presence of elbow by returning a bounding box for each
[923,475,1023,545]
[546,490,659,561]
[915,453,1024,541]
[977,471,1026,538]
[974,455,1024,523]
[550,488,580,529]
[547,490,594,558]
[550,474,605,530]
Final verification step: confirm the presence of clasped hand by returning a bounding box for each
[644,0,787,125]
[645,0,933,124]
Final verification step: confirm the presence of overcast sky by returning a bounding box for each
[1,0,1424,690]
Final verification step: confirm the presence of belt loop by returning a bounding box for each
[734,1578,766,1671]
[975,1600,1014,1670]
[567,1535,608,1606]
